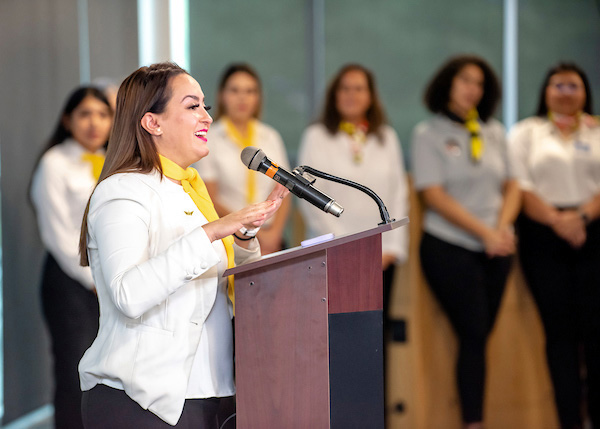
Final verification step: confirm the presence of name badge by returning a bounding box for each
[445,139,462,157]
[574,141,591,152]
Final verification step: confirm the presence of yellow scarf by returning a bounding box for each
[223,117,257,204]
[159,155,236,307]
[339,120,369,164]
[464,109,484,162]
[548,111,581,135]
[81,153,105,181]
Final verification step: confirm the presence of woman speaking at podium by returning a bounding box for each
[78,62,288,428]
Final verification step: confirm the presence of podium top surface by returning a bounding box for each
[224,217,409,277]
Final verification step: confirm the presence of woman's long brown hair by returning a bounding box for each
[79,62,188,266]
[320,63,387,141]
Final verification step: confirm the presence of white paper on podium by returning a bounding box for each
[301,233,335,248]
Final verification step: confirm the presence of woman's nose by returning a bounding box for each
[89,114,100,128]
[201,109,213,124]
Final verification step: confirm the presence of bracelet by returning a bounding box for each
[239,226,260,237]
[234,233,255,241]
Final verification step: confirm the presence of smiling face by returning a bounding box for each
[545,71,586,116]
[448,63,485,119]
[64,95,112,152]
[151,73,213,168]
[335,69,372,123]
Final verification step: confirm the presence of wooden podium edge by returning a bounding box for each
[224,216,409,277]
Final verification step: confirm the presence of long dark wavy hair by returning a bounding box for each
[424,55,501,122]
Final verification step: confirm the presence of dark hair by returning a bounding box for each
[320,63,386,140]
[80,62,189,265]
[535,62,593,116]
[215,63,262,120]
[424,55,501,122]
[45,86,112,151]
[29,86,112,210]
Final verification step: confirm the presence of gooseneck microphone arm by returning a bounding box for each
[293,165,395,225]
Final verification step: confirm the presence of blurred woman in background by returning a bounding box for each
[194,63,290,255]
[509,62,600,429]
[411,55,520,429]
[30,86,112,428]
[298,63,408,328]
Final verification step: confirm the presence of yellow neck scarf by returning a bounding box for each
[159,154,236,307]
[81,153,105,181]
[223,117,257,204]
[548,111,581,134]
[464,109,484,163]
[339,120,369,164]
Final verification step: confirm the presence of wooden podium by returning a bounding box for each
[225,218,408,429]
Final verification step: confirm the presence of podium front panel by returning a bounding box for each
[327,234,383,314]
[231,224,395,428]
[329,310,384,428]
[235,251,330,428]
[325,233,384,427]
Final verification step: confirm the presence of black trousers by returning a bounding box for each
[82,384,234,429]
[420,233,511,423]
[518,214,600,429]
[41,253,99,429]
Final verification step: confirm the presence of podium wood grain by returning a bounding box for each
[229,222,407,428]
[235,252,330,428]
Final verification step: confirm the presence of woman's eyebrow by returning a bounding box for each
[181,95,200,103]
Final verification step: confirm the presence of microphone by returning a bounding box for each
[240,146,344,217]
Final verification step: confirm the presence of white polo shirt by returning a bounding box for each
[411,115,511,252]
[508,116,600,207]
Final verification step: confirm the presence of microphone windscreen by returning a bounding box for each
[240,146,265,171]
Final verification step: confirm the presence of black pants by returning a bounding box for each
[41,253,99,429]
[420,233,511,423]
[82,384,234,428]
[518,215,600,429]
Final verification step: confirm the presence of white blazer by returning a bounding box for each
[78,170,260,425]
